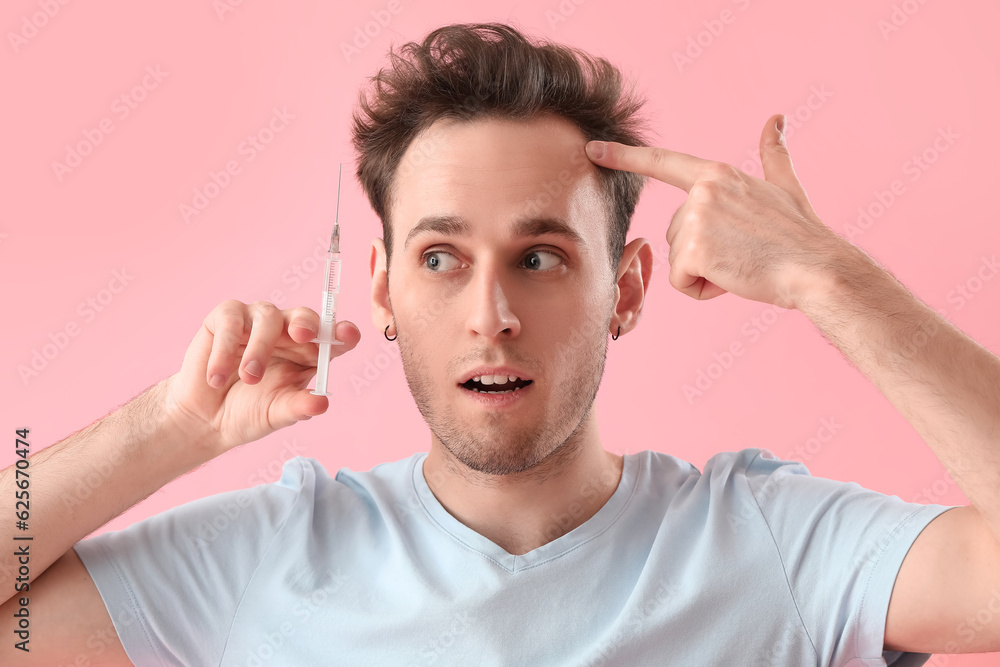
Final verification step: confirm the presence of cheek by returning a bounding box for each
[393,280,458,337]
[551,288,613,337]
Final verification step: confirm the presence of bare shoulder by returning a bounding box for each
[885,505,1000,655]
[0,549,132,666]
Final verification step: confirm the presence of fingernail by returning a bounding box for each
[245,360,263,377]
[586,141,606,160]
[776,115,787,143]
[210,374,226,388]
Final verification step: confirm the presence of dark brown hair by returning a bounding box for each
[350,22,652,274]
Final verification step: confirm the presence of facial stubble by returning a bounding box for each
[395,309,612,478]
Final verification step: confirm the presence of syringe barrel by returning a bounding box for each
[322,254,341,320]
[314,252,341,345]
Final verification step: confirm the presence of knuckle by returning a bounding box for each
[682,203,709,227]
[667,267,684,292]
[285,307,318,334]
[290,305,318,321]
[707,162,741,182]
[206,299,243,325]
[251,300,278,316]
[649,147,671,170]
[221,298,247,311]
[688,179,719,200]
[678,236,700,262]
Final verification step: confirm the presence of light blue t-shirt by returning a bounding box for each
[74,448,957,666]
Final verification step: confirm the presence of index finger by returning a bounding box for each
[585,141,712,193]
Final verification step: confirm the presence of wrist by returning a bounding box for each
[793,243,887,317]
[116,376,216,481]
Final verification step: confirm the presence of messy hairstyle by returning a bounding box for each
[350,21,652,275]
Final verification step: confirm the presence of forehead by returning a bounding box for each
[391,115,607,253]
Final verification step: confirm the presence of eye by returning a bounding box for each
[421,250,463,272]
[521,250,564,271]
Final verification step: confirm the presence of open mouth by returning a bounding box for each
[460,374,534,394]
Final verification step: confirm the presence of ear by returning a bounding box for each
[612,238,653,337]
[370,238,393,331]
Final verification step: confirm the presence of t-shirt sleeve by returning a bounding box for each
[73,457,313,667]
[741,448,960,667]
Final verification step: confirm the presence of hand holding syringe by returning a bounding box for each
[310,164,346,396]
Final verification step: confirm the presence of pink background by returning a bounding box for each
[4,0,1000,662]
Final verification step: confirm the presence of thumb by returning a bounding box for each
[760,114,809,204]
[272,385,330,429]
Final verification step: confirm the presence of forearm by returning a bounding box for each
[798,250,1000,538]
[0,377,209,604]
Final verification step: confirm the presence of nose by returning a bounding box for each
[465,262,521,340]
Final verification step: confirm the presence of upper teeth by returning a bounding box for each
[473,375,522,385]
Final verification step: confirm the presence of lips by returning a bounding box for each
[458,367,534,394]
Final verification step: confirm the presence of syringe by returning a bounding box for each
[310,164,345,397]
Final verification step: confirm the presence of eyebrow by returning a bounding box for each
[402,214,586,250]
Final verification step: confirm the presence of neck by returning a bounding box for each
[421,412,624,556]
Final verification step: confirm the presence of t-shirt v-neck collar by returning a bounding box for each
[410,451,640,573]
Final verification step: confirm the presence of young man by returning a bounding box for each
[4,21,1000,666]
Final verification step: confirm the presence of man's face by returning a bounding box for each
[382,115,617,476]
